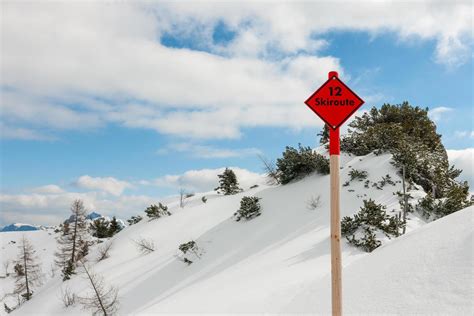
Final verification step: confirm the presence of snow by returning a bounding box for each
[0,229,57,308]
[287,205,474,314]
[2,152,472,314]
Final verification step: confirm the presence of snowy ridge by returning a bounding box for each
[0,223,39,232]
[2,152,472,314]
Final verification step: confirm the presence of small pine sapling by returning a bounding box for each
[178,241,201,265]
[144,203,171,220]
[234,196,262,221]
[341,199,404,252]
[127,215,143,226]
[214,168,242,195]
[107,217,122,236]
[90,218,110,239]
[348,169,368,181]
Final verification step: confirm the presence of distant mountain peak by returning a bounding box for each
[86,211,102,220]
[0,223,39,232]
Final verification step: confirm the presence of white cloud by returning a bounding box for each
[428,106,453,122]
[0,191,97,226]
[1,91,102,130]
[31,184,64,194]
[160,1,472,64]
[0,122,55,141]
[454,130,474,139]
[447,148,474,188]
[0,191,157,226]
[157,142,262,159]
[1,1,471,140]
[153,167,263,192]
[75,175,132,196]
[0,166,263,225]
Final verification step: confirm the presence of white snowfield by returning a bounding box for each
[2,152,473,315]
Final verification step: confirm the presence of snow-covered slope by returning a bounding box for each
[0,229,57,308]
[4,152,472,314]
[287,205,474,314]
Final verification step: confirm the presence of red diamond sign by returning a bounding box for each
[304,72,364,130]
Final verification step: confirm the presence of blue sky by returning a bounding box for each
[1,1,473,225]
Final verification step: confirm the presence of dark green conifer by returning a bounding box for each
[214,168,242,195]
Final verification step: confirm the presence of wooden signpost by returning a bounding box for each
[304,71,364,316]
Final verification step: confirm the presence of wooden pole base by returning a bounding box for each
[330,154,342,316]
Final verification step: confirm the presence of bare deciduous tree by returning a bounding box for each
[179,188,186,208]
[3,260,10,277]
[14,236,42,301]
[97,241,113,262]
[79,262,119,315]
[258,154,280,184]
[59,286,76,307]
[306,195,322,210]
[179,188,194,208]
[49,263,56,278]
[55,199,90,280]
[132,237,155,254]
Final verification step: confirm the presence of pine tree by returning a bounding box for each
[234,196,262,221]
[55,199,89,280]
[90,218,110,238]
[276,144,329,184]
[339,102,469,202]
[317,124,329,145]
[145,203,171,219]
[14,236,42,301]
[341,199,404,252]
[214,168,242,195]
[108,217,122,237]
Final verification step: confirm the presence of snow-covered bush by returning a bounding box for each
[214,168,242,195]
[178,241,201,265]
[341,199,404,252]
[416,181,471,220]
[346,227,381,252]
[127,215,142,226]
[145,203,171,220]
[108,217,122,236]
[276,144,329,184]
[348,169,368,181]
[234,196,262,221]
[90,218,110,238]
[340,102,467,200]
[371,174,396,190]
